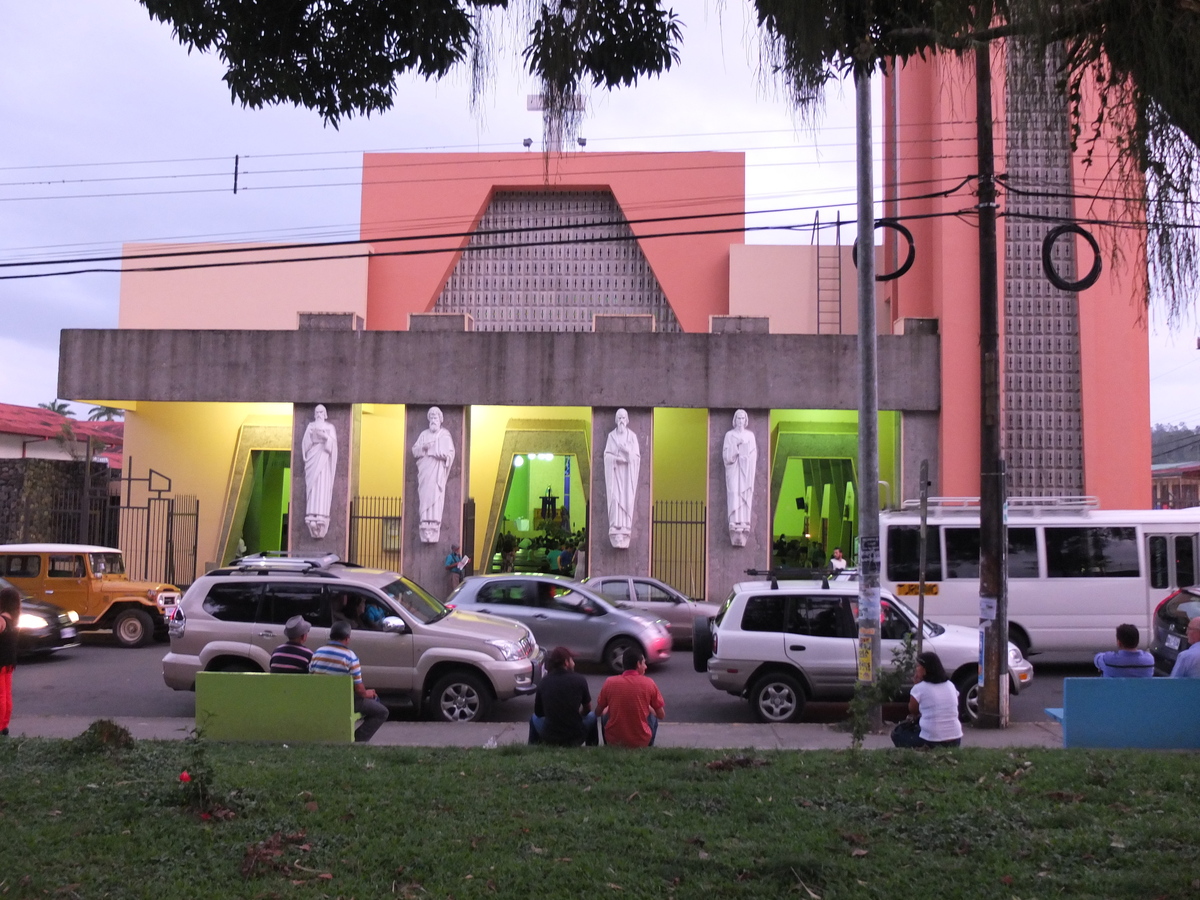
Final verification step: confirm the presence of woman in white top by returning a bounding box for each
[894,651,963,748]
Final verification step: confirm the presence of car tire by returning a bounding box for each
[112,609,154,648]
[954,670,981,724]
[749,672,806,724]
[603,637,641,675]
[692,617,714,673]
[1008,625,1031,658]
[209,657,262,673]
[429,671,492,723]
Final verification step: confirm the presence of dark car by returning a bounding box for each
[1,575,80,658]
[1150,586,1200,674]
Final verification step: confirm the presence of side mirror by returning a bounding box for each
[381,616,409,634]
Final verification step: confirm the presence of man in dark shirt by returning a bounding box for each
[529,646,598,746]
[269,616,314,673]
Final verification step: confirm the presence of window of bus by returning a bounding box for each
[944,527,1039,579]
[1045,527,1139,578]
[1148,535,1198,590]
[886,526,942,581]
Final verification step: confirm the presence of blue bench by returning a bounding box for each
[1044,677,1200,749]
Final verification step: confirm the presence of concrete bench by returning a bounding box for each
[196,671,358,743]
[1044,677,1200,749]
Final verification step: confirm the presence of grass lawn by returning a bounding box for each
[1,723,1197,899]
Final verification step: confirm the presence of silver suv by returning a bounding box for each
[163,554,542,722]
[695,577,1033,724]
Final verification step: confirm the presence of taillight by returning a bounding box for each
[712,630,718,655]
[1154,589,1183,622]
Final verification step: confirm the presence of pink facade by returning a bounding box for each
[359,152,744,332]
[885,51,1151,508]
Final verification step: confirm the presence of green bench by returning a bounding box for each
[196,671,359,742]
[1044,677,1200,749]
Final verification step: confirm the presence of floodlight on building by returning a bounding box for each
[513,456,525,468]
[577,137,587,147]
[522,138,533,149]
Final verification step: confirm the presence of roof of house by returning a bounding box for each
[0,403,123,466]
[1151,461,1200,477]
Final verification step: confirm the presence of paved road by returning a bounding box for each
[13,635,1094,725]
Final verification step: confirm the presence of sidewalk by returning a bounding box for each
[7,715,1064,750]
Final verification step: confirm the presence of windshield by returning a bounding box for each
[88,553,125,577]
[381,578,448,624]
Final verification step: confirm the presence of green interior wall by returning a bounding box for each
[242,450,290,554]
[652,408,707,502]
[501,454,585,533]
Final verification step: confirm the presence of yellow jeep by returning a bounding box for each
[0,543,181,647]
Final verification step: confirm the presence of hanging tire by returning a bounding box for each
[603,637,641,675]
[692,617,714,673]
[429,671,492,723]
[112,609,154,648]
[954,670,981,724]
[749,672,806,724]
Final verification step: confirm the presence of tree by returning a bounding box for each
[87,406,125,422]
[38,399,74,417]
[138,0,1199,317]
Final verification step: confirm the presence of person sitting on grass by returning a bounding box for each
[891,651,963,749]
[529,646,598,746]
[269,615,313,673]
[596,648,665,748]
[1094,623,1155,678]
[310,621,389,743]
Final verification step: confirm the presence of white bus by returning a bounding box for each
[878,498,1200,655]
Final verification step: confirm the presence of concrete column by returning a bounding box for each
[404,405,466,599]
[590,407,652,577]
[900,411,940,505]
[289,403,356,559]
[706,408,770,605]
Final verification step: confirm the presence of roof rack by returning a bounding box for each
[745,567,841,590]
[230,552,341,572]
[898,495,1100,514]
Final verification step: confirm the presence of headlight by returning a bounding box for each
[487,639,523,661]
[19,613,49,630]
[67,610,80,623]
[1008,646,1024,664]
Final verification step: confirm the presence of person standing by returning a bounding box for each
[1170,617,1200,678]
[830,548,847,571]
[529,646,598,746]
[269,615,314,673]
[0,587,20,736]
[596,647,665,748]
[1094,623,1155,678]
[892,651,963,749]
[310,621,389,742]
[444,544,467,588]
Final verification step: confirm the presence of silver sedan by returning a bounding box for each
[582,575,719,648]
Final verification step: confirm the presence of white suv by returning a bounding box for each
[163,554,542,722]
[695,578,1033,724]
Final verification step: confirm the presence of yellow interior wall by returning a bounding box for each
[468,406,591,557]
[357,404,406,497]
[123,401,293,576]
[652,408,707,502]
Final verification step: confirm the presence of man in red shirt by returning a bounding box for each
[596,647,666,748]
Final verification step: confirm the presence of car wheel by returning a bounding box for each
[603,637,641,675]
[210,657,262,673]
[429,672,492,723]
[749,672,806,724]
[112,609,154,648]
[954,671,981,724]
[1008,625,1031,658]
[692,617,714,673]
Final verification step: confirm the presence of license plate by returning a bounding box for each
[61,627,77,639]
[1167,633,1181,650]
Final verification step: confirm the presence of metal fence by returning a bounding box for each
[348,496,403,571]
[118,489,200,587]
[652,499,706,600]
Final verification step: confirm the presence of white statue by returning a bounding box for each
[723,409,757,547]
[412,406,455,543]
[603,408,641,549]
[302,404,338,539]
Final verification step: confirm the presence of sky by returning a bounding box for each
[0,1,1197,428]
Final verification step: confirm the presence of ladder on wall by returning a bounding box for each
[814,211,843,334]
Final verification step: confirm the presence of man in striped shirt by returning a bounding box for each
[269,616,314,673]
[310,620,389,742]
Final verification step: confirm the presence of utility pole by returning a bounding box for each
[854,65,882,729]
[975,39,1010,728]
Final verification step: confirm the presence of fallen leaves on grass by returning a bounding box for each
[705,755,770,771]
[790,868,821,899]
[240,830,311,880]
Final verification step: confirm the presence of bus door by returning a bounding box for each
[1145,531,1198,617]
